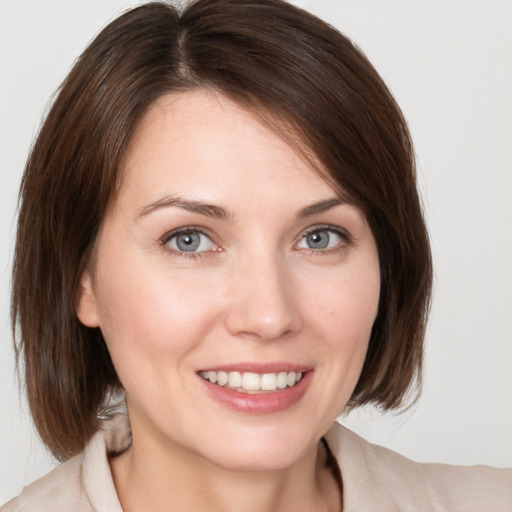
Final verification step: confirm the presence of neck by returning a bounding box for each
[110,424,341,512]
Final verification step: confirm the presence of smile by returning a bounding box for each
[200,370,303,393]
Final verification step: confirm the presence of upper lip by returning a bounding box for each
[197,362,312,374]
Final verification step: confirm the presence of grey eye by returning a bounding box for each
[167,231,213,252]
[306,231,329,249]
[297,229,342,250]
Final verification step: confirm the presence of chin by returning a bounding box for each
[191,425,318,473]
[206,447,305,473]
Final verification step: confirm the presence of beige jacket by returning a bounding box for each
[2,415,511,511]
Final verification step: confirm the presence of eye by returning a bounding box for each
[296,227,346,251]
[165,229,215,253]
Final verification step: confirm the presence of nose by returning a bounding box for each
[224,253,303,341]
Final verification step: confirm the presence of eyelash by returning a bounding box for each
[160,226,218,261]
[160,224,352,260]
[296,225,352,256]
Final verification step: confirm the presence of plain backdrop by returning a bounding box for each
[1,0,511,503]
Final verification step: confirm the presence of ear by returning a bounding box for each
[76,269,100,327]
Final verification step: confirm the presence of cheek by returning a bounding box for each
[292,261,380,423]
[305,264,380,347]
[92,259,224,369]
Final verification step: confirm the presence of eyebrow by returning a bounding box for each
[137,195,345,222]
[137,195,232,221]
[297,198,345,219]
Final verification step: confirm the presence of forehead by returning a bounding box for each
[117,90,339,212]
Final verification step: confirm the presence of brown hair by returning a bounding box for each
[12,0,432,461]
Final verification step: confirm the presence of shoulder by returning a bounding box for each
[1,415,128,512]
[326,421,512,512]
[1,454,92,512]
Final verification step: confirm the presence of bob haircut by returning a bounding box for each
[12,0,432,461]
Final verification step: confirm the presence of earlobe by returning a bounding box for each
[76,269,100,327]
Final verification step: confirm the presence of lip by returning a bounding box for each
[198,367,313,414]
[199,362,311,373]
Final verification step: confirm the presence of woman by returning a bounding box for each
[3,0,511,510]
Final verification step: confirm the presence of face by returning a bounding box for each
[78,90,380,471]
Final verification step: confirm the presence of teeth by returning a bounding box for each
[200,370,304,392]
[277,371,288,389]
[229,371,242,388]
[242,372,261,391]
[217,371,229,386]
[261,373,277,390]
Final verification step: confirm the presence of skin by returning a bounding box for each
[77,90,381,512]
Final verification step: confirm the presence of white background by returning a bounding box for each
[1,0,511,503]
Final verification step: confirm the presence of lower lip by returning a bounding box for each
[199,371,313,414]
